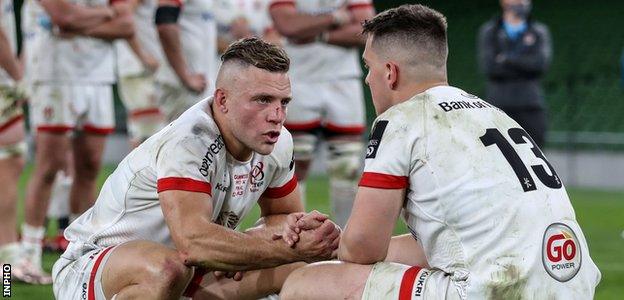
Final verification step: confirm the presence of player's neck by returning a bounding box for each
[395,80,448,104]
[503,11,524,25]
[210,104,253,162]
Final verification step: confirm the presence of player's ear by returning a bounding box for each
[214,88,228,113]
[386,61,399,90]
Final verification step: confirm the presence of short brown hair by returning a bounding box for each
[363,4,448,67]
[221,37,290,73]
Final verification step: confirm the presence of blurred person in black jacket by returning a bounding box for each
[478,0,552,147]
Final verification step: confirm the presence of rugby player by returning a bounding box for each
[280,5,601,299]
[52,38,340,299]
[269,0,375,227]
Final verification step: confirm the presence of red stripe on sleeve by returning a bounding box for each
[157,177,212,195]
[358,172,408,189]
[263,175,298,198]
[398,266,422,300]
[88,247,115,300]
[347,3,373,10]
[269,0,295,10]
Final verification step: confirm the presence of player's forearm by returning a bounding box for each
[244,214,289,241]
[338,230,387,265]
[178,221,300,272]
[158,24,191,83]
[324,23,365,48]
[83,14,134,40]
[40,0,113,31]
[271,11,335,40]
[0,30,22,82]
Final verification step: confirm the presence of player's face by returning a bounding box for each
[363,36,393,115]
[227,67,292,156]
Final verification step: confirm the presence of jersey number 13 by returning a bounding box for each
[480,128,562,192]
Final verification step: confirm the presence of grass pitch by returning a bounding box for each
[8,165,624,299]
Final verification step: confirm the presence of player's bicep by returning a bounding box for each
[160,190,214,250]
[340,186,405,264]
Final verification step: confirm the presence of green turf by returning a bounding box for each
[7,165,624,299]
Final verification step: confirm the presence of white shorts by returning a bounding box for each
[0,85,25,132]
[285,78,365,135]
[52,246,117,300]
[363,262,462,300]
[119,74,166,139]
[156,82,204,122]
[29,83,115,134]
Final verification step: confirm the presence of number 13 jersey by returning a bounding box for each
[359,85,600,299]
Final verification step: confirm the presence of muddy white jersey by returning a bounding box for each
[116,0,163,77]
[214,0,273,37]
[269,0,371,81]
[0,0,17,85]
[20,0,48,88]
[31,0,116,84]
[359,86,600,298]
[156,0,217,91]
[62,97,296,260]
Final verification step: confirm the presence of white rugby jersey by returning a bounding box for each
[360,86,600,298]
[214,0,274,37]
[116,0,164,77]
[31,0,116,84]
[0,0,17,86]
[62,98,296,260]
[20,0,48,88]
[269,0,372,81]
[156,0,217,94]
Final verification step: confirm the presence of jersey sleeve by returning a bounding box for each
[346,0,373,10]
[156,136,213,195]
[263,128,297,198]
[359,119,412,189]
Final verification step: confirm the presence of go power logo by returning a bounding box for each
[542,223,582,282]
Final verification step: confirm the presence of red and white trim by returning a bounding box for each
[325,122,365,135]
[83,124,115,135]
[347,2,374,10]
[88,246,115,300]
[263,175,298,198]
[0,114,24,133]
[359,172,408,189]
[129,108,163,119]
[269,0,295,10]
[398,266,423,300]
[37,124,74,133]
[284,120,322,132]
[157,177,212,195]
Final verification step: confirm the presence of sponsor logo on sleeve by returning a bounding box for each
[366,120,389,159]
[542,223,582,282]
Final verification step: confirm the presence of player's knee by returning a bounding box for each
[148,252,193,290]
[327,140,363,181]
[75,156,102,180]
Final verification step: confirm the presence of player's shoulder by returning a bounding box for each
[266,126,294,169]
[158,100,222,151]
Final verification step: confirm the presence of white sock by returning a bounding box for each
[0,242,21,265]
[329,179,357,229]
[20,223,45,267]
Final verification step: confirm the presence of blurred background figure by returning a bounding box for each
[0,0,30,283]
[214,0,281,49]
[155,0,217,121]
[116,0,166,148]
[269,0,375,228]
[477,0,552,147]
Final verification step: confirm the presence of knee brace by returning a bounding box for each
[327,140,364,228]
[327,140,363,182]
[292,133,317,162]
